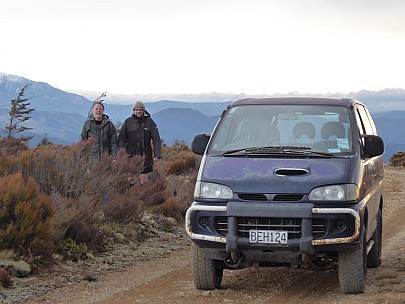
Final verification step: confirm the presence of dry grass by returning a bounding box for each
[0,249,15,259]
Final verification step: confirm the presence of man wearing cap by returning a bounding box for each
[118,101,162,185]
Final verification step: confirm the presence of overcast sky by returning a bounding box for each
[1,0,405,96]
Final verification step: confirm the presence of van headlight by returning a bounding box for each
[309,184,359,201]
[194,181,233,199]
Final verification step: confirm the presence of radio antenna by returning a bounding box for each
[88,91,107,117]
[230,92,245,103]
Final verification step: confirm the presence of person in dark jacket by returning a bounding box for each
[81,101,118,160]
[119,101,162,185]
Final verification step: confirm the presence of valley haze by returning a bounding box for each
[1,71,405,163]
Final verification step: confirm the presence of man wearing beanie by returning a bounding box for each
[118,101,162,185]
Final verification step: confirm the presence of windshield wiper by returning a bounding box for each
[264,146,337,156]
[222,146,337,157]
[223,146,309,155]
[222,147,253,155]
[253,145,311,151]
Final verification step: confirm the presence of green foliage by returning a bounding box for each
[37,134,53,147]
[57,238,90,262]
[5,84,34,142]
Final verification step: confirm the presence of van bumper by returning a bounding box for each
[185,201,361,255]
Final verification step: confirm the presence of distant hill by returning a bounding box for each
[0,72,228,146]
[153,108,220,145]
[373,111,405,162]
[0,73,92,114]
[349,89,405,113]
[0,107,85,146]
[1,71,405,162]
[143,100,229,117]
[26,111,85,146]
[104,100,229,124]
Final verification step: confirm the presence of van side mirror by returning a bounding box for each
[362,135,384,157]
[191,134,211,155]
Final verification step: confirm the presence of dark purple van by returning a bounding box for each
[186,97,384,294]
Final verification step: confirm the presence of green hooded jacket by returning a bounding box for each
[81,114,118,160]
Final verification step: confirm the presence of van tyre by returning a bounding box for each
[191,243,223,290]
[367,208,382,268]
[338,226,367,294]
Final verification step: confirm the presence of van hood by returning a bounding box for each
[201,156,352,194]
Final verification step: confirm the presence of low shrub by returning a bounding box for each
[0,137,28,155]
[57,238,90,262]
[0,172,56,261]
[0,138,198,263]
[389,151,405,167]
[103,179,167,224]
[0,268,12,288]
[165,153,199,175]
[153,197,184,221]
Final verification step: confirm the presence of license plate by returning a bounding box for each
[249,230,288,244]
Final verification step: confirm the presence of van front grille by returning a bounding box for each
[214,217,326,240]
[237,193,303,202]
[273,194,303,201]
[238,193,268,201]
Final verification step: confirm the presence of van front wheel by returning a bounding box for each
[338,226,367,294]
[191,243,223,290]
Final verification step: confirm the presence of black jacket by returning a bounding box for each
[118,111,162,168]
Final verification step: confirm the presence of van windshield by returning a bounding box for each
[208,105,353,155]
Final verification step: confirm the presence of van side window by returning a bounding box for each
[356,106,374,135]
[363,107,378,135]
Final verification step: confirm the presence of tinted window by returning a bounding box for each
[208,105,353,155]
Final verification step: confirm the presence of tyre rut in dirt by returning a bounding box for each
[191,243,223,290]
[338,226,367,294]
[367,208,382,268]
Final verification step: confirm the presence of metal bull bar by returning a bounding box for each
[185,204,361,246]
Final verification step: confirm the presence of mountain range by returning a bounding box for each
[1,71,405,162]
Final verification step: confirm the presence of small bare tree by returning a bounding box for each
[87,91,107,118]
[5,84,34,142]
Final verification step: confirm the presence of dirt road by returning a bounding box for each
[25,166,405,304]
